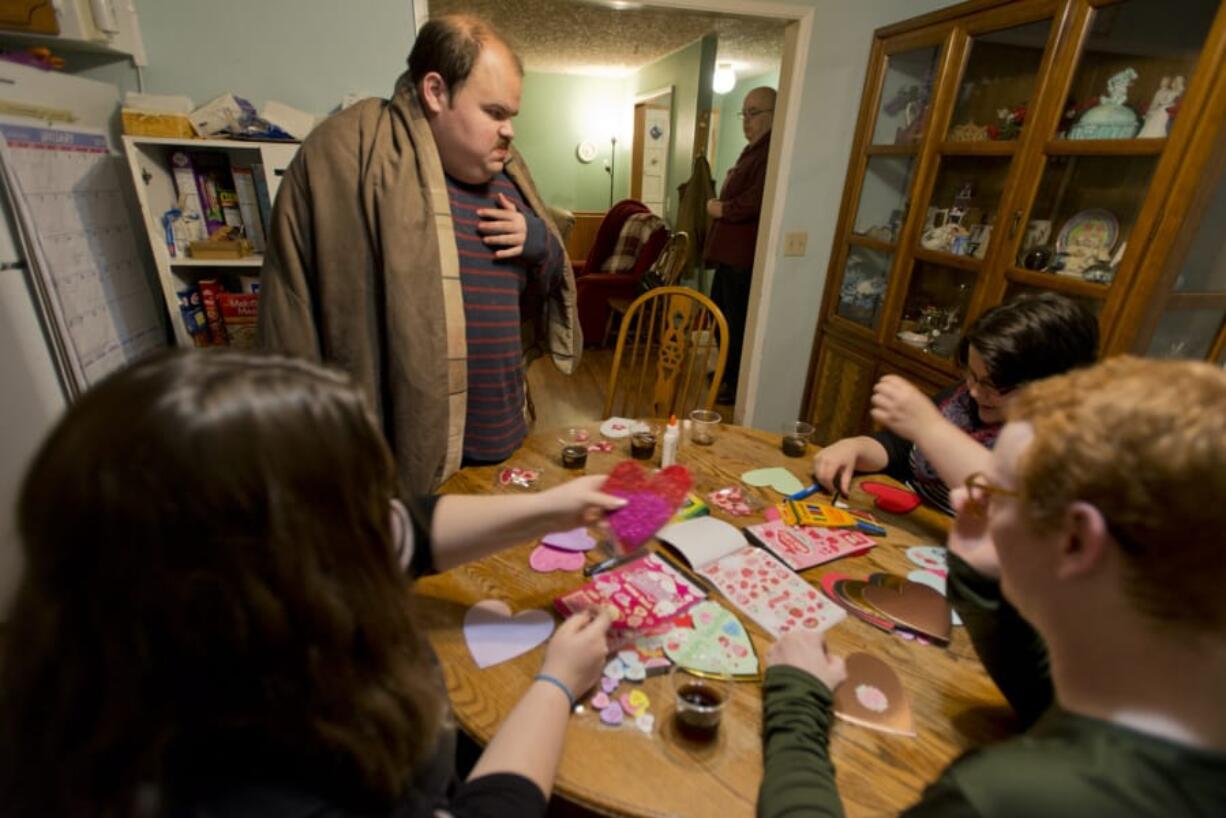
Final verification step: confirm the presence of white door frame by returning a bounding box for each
[631,0,814,426]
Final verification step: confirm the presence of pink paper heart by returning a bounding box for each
[463,600,555,668]
[541,527,598,552]
[529,544,586,573]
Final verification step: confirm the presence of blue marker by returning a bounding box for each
[787,483,821,501]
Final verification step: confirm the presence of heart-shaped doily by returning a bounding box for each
[603,461,692,552]
[463,600,555,668]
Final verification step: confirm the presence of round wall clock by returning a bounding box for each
[575,141,598,163]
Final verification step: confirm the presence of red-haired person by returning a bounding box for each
[766,357,1226,816]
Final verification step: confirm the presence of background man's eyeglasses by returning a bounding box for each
[737,108,774,119]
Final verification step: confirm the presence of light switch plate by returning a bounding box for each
[784,231,808,257]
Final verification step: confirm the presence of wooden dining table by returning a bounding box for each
[415,422,1014,818]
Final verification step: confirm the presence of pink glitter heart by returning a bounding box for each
[541,527,597,552]
[529,544,585,573]
[608,491,673,552]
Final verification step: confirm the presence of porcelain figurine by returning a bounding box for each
[1069,68,1140,140]
[1138,75,1184,138]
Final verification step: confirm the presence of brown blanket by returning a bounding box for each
[258,74,580,494]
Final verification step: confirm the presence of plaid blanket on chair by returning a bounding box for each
[599,212,666,274]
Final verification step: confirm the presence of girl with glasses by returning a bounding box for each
[812,292,1098,514]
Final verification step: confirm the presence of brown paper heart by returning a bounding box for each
[861,578,951,642]
[833,652,915,736]
[828,578,895,632]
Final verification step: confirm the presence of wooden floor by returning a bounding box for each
[527,347,735,430]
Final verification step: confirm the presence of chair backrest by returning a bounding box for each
[648,231,691,287]
[582,199,653,274]
[603,286,729,420]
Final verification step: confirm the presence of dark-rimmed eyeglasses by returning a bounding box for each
[737,108,774,120]
[963,368,1017,398]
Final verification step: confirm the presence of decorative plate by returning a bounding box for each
[1056,209,1118,255]
[600,416,634,439]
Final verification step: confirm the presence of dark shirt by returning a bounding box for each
[446,172,563,463]
[870,382,1000,514]
[160,495,548,818]
[703,133,770,271]
[756,556,1226,818]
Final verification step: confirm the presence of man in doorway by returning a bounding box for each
[258,15,578,495]
[704,86,775,405]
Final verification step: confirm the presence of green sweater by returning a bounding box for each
[757,556,1226,817]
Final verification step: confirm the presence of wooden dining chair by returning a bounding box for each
[603,285,729,420]
[602,230,691,346]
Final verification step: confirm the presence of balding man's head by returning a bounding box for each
[408,14,523,101]
[741,87,776,144]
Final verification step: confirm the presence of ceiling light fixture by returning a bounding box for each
[713,62,736,95]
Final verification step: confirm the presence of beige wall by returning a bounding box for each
[739,0,951,430]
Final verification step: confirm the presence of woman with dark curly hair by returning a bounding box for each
[0,350,622,818]
[813,292,1099,514]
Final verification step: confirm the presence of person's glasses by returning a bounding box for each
[737,108,774,120]
[963,471,1019,515]
[963,368,1016,398]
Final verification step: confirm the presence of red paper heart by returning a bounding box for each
[602,461,692,552]
[861,481,921,514]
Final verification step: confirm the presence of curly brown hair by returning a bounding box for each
[0,350,443,816]
[1009,356,1226,633]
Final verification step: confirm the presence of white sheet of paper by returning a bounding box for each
[656,516,747,570]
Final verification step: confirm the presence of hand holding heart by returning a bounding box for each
[537,475,627,530]
[767,629,847,692]
[540,607,615,700]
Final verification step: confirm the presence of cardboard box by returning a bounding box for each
[188,239,253,260]
[121,110,196,138]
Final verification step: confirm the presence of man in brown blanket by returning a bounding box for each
[258,15,579,494]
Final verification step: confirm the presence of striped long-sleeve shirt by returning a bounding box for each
[446,172,563,462]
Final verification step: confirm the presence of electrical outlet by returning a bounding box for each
[783,231,808,257]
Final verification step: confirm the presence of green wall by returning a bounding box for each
[517,35,716,223]
[515,72,628,213]
[628,34,717,225]
[123,0,412,113]
[712,69,781,193]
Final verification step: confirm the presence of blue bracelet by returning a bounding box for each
[533,673,576,709]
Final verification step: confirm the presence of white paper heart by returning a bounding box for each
[463,599,555,669]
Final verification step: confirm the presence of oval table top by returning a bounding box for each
[416,422,1012,818]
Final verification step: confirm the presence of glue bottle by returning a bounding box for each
[661,414,679,467]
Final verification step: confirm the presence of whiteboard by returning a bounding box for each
[0,123,165,396]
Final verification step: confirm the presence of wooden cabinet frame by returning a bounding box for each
[803,0,1226,440]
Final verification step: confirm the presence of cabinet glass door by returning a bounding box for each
[945,18,1053,144]
[1057,0,1220,143]
[873,46,941,146]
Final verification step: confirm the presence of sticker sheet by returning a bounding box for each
[555,553,705,632]
[746,520,876,571]
[697,546,846,637]
[663,600,758,676]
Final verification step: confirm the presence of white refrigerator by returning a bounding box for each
[0,63,163,615]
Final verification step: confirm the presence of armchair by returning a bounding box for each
[573,199,669,347]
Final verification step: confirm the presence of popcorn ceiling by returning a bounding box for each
[431,0,785,78]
